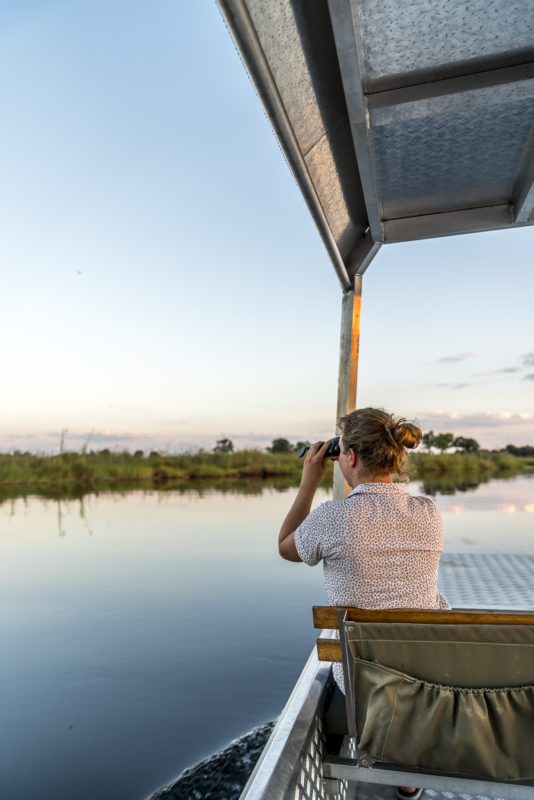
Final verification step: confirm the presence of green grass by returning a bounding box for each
[406,451,531,495]
[408,450,526,479]
[0,449,320,490]
[0,448,528,494]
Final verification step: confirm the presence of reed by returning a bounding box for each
[0,449,527,492]
[0,449,317,489]
[407,450,524,480]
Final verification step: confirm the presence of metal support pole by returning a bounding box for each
[333,275,362,500]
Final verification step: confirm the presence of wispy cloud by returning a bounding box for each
[473,367,520,376]
[524,373,534,381]
[46,430,142,443]
[157,419,191,427]
[419,410,533,428]
[107,404,151,413]
[438,353,475,363]
[86,432,143,443]
[437,382,470,389]
[523,353,534,366]
[170,427,336,453]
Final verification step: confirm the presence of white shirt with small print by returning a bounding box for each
[294,482,449,692]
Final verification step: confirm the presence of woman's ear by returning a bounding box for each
[349,449,358,468]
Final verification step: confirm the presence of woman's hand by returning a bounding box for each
[301,440,331,489]
[278,439,330,561]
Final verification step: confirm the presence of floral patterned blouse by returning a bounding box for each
[294,481,449,691]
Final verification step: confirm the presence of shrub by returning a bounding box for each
[268,438,293,454]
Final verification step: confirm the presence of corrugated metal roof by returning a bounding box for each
[218,0,534,289]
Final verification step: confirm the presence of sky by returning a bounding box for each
[1,0,533,454]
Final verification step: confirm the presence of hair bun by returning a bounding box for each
[393,420,422,449]
[338,407,421,478]
[384,423,399,449]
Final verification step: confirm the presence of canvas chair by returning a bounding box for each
[313,607,534,799]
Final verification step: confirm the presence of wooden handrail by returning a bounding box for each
[316,638,342,662]
[313,605,534,630]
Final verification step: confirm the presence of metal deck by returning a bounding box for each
[439,552,534,608]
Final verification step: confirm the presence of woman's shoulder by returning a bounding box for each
[303,499,355,535]
[410,491,439,505]
[314,498,351,519]
[409,492,442,514]
[408,495,444,538]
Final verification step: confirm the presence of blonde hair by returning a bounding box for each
[338,407,422,479]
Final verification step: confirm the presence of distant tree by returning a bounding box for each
[213,438,234,453]
[59,427,68,454]
[433,432,454,453]
[294,441,311,453]
[505,444,534,457]
[133,449,144,459]
[422,431,435,452]
[453,436,480,453]
[149,450,160,459]
[268,438,293,454]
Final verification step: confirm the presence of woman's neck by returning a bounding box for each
[352,468,393,486]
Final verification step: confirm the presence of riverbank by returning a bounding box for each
[0,449,310,489]
[410,450,532,479]
[0,449,531,492]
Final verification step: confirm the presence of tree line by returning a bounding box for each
[421,432,480,453]
[213,433,531,455]
[213,437,309,454]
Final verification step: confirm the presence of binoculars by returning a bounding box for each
[297,436,340,460]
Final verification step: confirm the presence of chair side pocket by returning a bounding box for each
[355,657,534,781]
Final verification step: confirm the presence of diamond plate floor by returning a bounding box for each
[439,553,534,608]
[351,553,534,800]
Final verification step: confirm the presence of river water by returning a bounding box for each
[0,474,533,800]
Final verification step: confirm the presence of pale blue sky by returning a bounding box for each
[1,0,533,453]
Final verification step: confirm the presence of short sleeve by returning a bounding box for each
[294,503,330,566]
[420,497,444,549]
[436,590,451,609]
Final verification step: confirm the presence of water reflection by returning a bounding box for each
[418,476,486,495]
[0,476,301,508]
[1,472,532,530]
[0,483,333,800]
[415,468,533,497]
[0,475,532,800]
[0,465,532,509]
[411,473,534,514]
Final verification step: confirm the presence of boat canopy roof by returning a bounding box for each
[219,0,534,289]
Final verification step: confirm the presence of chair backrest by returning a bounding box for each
[313,605,534,664]
[313,606,534,782]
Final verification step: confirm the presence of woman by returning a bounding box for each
[278,407,449,800]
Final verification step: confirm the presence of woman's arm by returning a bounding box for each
[278,440,330,561]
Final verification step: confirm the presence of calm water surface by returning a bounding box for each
[0,475,533,799]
